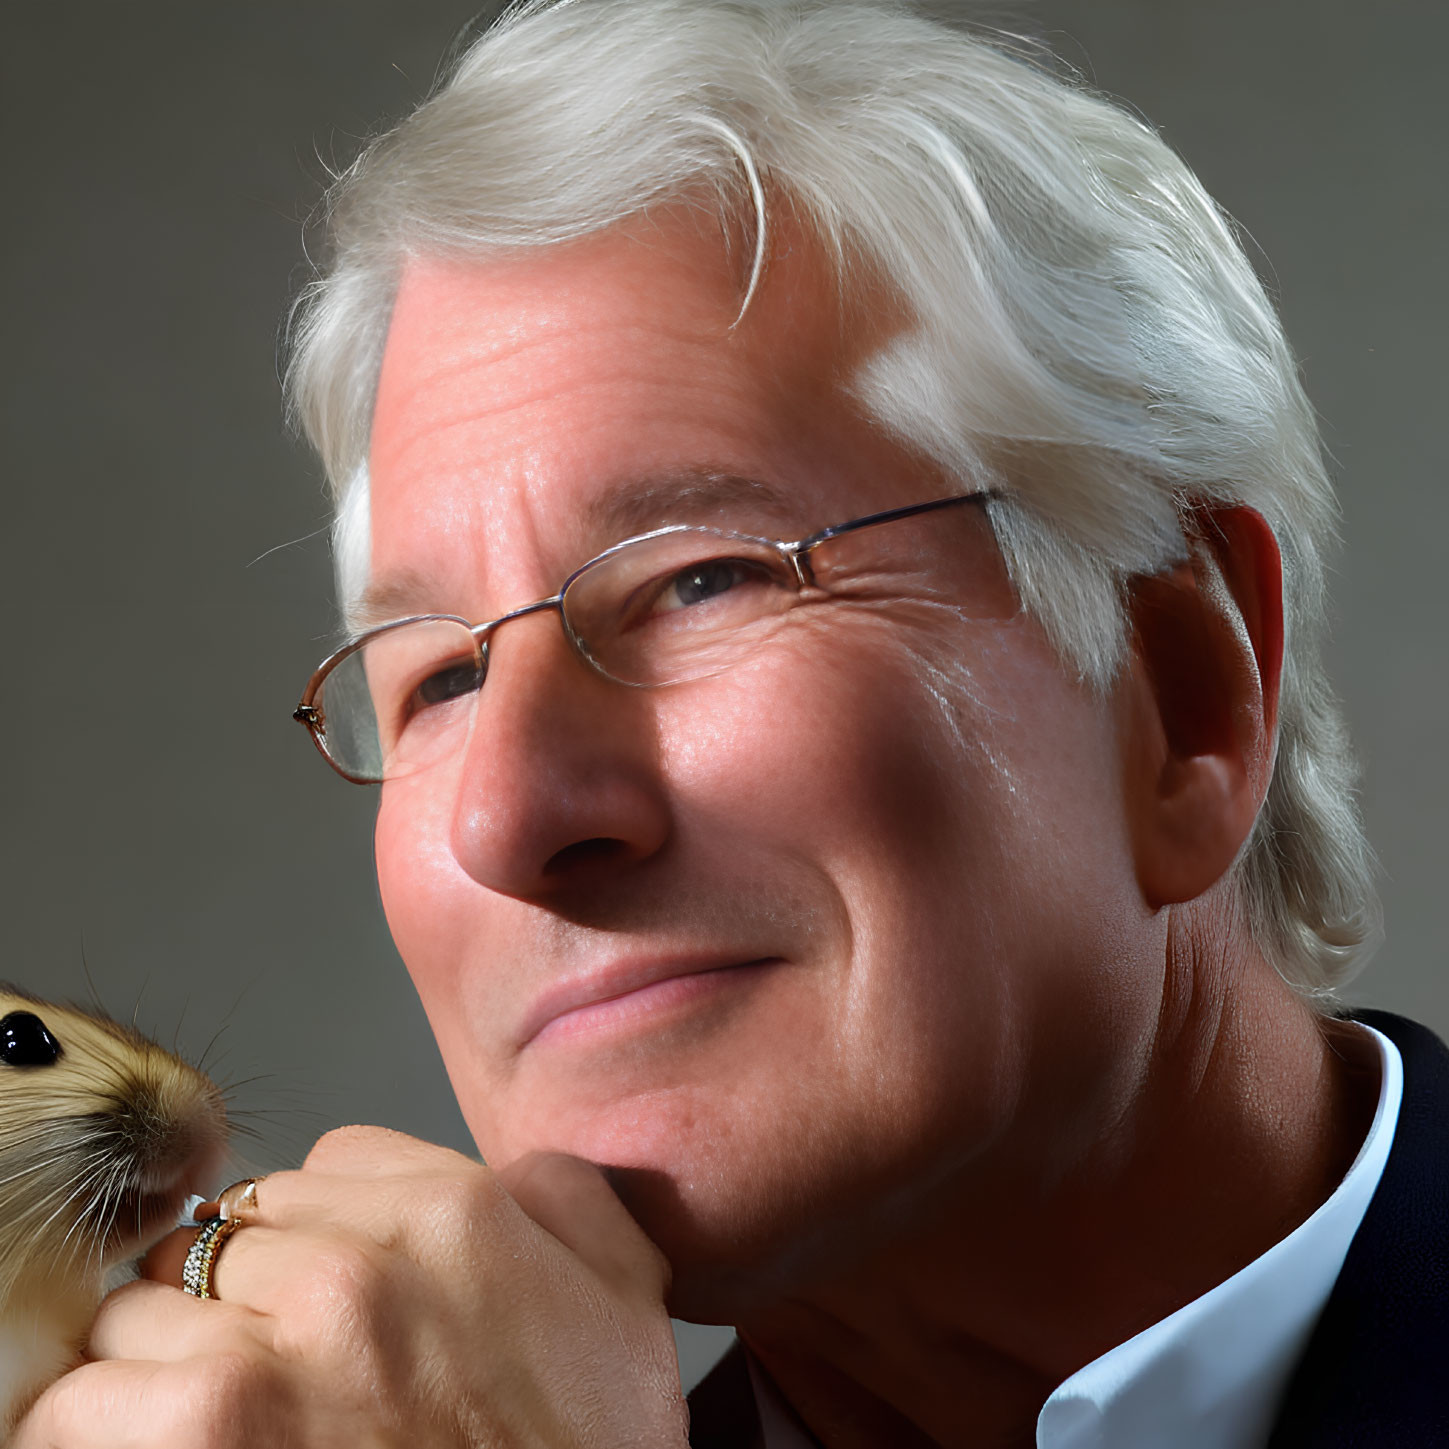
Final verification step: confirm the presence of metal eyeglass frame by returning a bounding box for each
[293,488,1003,783]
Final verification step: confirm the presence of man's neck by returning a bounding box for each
[734,920,1381,1449]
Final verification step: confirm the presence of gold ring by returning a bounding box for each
[181,1215,242,1299]
[217,1176,263,1223]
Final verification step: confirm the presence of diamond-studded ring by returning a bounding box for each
[181,1214,243,1299]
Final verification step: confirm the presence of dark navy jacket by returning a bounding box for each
[687,1010,1449,1447]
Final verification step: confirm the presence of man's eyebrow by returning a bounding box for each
[585,469,799,539]
[352,568,439,631]
[351,470,801,631]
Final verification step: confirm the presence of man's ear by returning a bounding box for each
[1120,506,1284,910]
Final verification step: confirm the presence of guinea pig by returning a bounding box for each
[0,986,227,1436]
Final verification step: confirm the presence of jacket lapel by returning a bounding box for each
[688,1342,764,1448]
[1268,1009,1449,1445]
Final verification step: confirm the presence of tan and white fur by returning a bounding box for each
[0,987,227,1436]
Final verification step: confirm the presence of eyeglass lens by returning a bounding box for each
[315,528,803,782]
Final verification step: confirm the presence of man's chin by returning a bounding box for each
[589,1157,852,1326]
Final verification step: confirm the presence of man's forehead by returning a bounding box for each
[368,226,766,513]
[372,206,893,440]
[377,223,749,389]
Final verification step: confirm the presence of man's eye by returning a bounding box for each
[656,558,768,613]
[411,659,483,711]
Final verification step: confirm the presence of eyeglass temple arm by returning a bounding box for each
[783,489,1004,587]
[790,489,1002,555]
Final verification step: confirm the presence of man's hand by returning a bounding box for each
[13,1128,690,1447]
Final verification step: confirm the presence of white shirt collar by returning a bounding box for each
[750,1023,1402,1449]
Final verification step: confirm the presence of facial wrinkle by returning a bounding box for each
[524,869,838,950]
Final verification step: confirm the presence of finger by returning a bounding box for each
[136,1223,309,1313]
[189,1129,477,1229]
[84,1278,268,1363]
[201,1151,488,1240]
[14,1351,290,1449]
[141,1220,254,1293]
[199,1153,664,1302]
[11,1359,169,1449]
[198,1167,421,1242]
[188,1131,470,1233]
[497,1151,671,1300]
[141,1222,196,1284]
[301,1123,477,1177]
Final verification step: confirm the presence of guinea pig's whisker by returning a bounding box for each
[29,1180,95,1245]
[73,1163,132,1258]
[75,1171,128,1267]
[63,1159,121,1235]
[7,1154,107,1218]
[0,1123,89,1157]
[0,1155,86,1191]
[45,1150,119,1217]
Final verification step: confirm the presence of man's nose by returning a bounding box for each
[446,610,672,900]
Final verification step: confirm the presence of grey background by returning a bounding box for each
[2,0,1443,1391]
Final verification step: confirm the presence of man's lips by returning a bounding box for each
[517,955,779,1048]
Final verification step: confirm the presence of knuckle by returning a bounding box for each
[26,1362,147,1438]
[185,1351,265,1425]
[413,1168,512,1262]
[283,1236,393,1358]
[313,1236,386,1311]
[28,1366,96,1439]
[302,1122,390,1170]
[21,1355,279,1449]
[427,1165,506,1227]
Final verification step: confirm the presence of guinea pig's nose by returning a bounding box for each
[0,1010,63,1066]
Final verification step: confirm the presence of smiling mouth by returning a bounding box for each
[522,956,782,1048]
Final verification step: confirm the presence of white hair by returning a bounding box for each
[286,0,1381,1001]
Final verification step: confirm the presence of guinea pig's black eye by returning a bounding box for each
[0,1011,63,1067]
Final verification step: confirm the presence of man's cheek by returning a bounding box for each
[374,790,468,966]
[654,626,929,794]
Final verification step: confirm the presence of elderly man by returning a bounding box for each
[18,1,1446,1445]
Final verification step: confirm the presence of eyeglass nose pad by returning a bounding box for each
[551,605,585,660]
[545,601,605,677]
[789,550,817,589]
